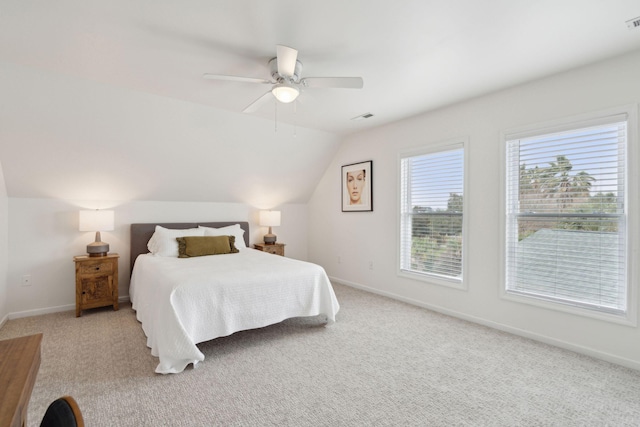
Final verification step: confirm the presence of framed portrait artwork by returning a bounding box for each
[342,160,373,212]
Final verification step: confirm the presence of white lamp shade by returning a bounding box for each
[271,84,299,103]
[259,210,281,227]
[79,210,115,232]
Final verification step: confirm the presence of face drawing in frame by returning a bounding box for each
[346,169,366,205]
[342,160,372,212]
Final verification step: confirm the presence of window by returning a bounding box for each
[504,113,629,317]
[399,142,465,287]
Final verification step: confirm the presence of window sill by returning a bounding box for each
[501,290,636,327]
[398,269,467,290]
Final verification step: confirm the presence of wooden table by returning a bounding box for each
[0,333,43,427]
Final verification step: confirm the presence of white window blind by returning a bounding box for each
[400,145,464,282]
[505,115,628,314]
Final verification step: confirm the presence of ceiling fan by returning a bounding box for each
[203,45,363,113]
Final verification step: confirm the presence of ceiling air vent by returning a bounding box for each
[351,113,375,121]
[626,16,640,30]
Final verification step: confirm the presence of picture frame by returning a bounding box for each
[342,160,373,212]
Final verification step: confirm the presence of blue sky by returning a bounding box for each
[406,148,464,210]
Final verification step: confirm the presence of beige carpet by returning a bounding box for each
[2,283,640,426]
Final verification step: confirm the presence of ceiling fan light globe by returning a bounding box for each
[272,84,299,103]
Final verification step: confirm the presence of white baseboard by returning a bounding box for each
[5,296,131,321]
[330,276,640,372]
[8,303,76,320]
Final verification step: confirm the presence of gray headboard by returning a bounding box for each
[130,222,250,273]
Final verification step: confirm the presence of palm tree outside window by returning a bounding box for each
[504,114,629,317]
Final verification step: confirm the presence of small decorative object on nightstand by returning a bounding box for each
[254,242,285,256]
[73,253,119,317]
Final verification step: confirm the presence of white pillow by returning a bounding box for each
[148,226,205,257]
[199,224,247,251]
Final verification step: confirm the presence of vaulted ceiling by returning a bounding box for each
[1,0,640,203]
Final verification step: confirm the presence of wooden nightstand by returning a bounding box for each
[73,253,119,317]
[254,243,285,256]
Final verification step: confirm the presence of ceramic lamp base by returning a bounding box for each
[87,241,109,257]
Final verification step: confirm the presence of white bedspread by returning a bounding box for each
[130,250,340,374]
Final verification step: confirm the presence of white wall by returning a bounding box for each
[6,198,307,317]
[0,60,342,204]
[308,49,640,369]
[0,160,8,325]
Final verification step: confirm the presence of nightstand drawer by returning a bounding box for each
[79,261,113,275]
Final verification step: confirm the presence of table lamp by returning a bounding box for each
[79,210,114,257]
[259,210,281,244]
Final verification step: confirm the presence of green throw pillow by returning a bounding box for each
[176,235,239,258]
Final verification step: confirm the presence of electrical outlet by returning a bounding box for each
[337,256,342,264]
[368,261,374,270]
[21,274,32,287]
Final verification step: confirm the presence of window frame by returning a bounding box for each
[499,105,638,326]
[397,138,469,290]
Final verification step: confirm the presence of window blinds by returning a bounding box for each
[505,116,627,314]
[400,146,464,281]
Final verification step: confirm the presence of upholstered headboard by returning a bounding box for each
[130,222,250,272]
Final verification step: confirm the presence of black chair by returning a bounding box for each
[40,396,84,427]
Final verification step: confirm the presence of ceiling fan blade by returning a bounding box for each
[203,73,271,84]
[300,77,363,89]
[242,91,274,113]
[276,45,298,78]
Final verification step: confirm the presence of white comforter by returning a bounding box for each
[130,250,340,374]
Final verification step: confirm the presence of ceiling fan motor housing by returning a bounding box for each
[269,57,303,83]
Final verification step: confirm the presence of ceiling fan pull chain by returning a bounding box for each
[293,100,297,138]
[274,99,278,133]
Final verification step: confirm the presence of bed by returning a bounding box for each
[129,222,340,374]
